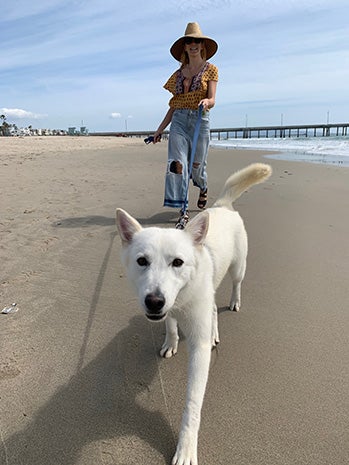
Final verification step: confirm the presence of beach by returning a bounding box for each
[1,136,348,465]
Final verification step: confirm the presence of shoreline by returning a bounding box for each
[265,151,349,167]
[212,145,349,168]
[210,136,349,168]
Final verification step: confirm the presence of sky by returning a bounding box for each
[1,0,349,133]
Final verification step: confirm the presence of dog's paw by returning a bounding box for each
[211,326,220,348]
[172,434,198,465]
[230,303,240,311]
[229,290,241,311]
[229,299,241,311]
[160,344,177,358]
[160,338,178,358]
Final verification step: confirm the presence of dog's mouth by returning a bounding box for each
[145,313,167,322]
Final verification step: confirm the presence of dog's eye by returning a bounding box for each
[137,257,149,267]
[172,258,184,268]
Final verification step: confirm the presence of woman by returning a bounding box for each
[153,22,218,229]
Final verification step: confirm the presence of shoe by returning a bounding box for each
[175,210,189,230]
[197,189,208,209]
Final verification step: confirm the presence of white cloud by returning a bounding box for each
[0,108,47,120]
[110,112,121,119]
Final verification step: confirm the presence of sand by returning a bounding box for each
[0,136,348,465]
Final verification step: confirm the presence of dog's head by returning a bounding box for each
[116,209,209,321]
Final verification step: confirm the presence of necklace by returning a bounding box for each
[180,61,207,94]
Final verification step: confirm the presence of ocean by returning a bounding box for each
[210,136,349,167]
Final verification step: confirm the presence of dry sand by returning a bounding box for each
[0,136,348,465]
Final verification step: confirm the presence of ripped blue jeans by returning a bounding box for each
[164,109,210,211]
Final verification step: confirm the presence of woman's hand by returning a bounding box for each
[153,131,162,143]
[199,98,211,111]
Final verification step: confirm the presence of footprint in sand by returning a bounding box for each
[0,358,21,379]
[40,236,59,252]
[2,270,40,287]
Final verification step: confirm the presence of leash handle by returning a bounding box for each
[183,104,203,212]
[144,135,162,144]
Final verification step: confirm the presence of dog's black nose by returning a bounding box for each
[145,292,165,313]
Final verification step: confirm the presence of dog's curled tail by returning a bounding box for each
[213,163,272,209]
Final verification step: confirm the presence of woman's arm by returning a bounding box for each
[153,107,175,143]
[199,80,217,111]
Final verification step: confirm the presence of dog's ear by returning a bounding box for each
[185,211,209,246]
[116,208,142,243]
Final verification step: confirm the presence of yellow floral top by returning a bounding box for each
[164,62,218,110]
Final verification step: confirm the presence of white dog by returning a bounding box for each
[116,163,272,465]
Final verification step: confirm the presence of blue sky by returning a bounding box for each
[1,0,348,132]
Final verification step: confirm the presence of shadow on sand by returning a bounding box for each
[0,314,175,464]
[53,209,202,230]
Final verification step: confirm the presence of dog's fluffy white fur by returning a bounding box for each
[116,163,272,465]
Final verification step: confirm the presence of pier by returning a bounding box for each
[91,122,349,140]
[210,123,349,140]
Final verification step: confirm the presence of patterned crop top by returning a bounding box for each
[164,62,218,110]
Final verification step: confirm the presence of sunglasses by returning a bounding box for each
[184,37,203,45]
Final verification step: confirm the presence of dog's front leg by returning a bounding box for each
[172,338,212,465]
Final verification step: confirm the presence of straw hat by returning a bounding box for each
[170,22,218,61]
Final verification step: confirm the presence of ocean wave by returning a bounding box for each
[211,137,349,158]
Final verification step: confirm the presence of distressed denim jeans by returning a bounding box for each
[164,109,210,211]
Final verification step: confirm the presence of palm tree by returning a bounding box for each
[0,114,5,136]
[0,114,9,136]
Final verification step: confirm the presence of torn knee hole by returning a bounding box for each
[169,160,183,174]
[193,162,200,169]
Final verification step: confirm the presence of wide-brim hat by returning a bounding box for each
[170,22,218,61]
